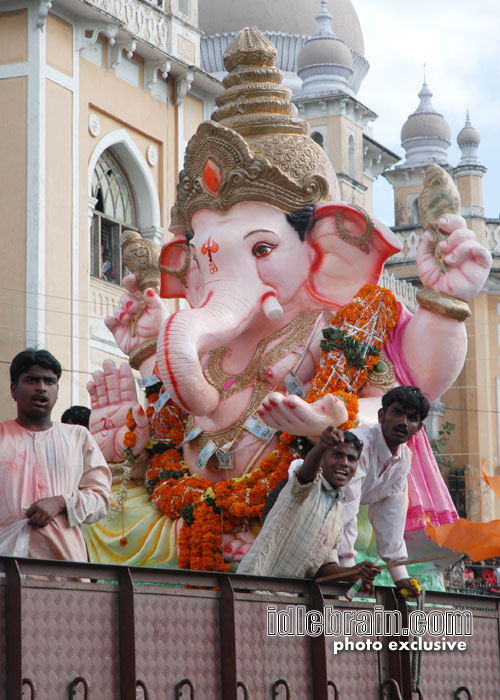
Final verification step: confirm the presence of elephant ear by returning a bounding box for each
[159,233,194,300]
[306,202,402,308]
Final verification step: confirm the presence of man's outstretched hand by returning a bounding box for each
[319,424,344,449]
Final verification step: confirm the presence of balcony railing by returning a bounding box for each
[485,220,500,258]
[380,269,418,312]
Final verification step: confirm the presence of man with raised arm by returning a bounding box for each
[339,385,429,595]
[237,425,380,589]
[0,349,112,561]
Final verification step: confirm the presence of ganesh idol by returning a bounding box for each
[84,28,491,574]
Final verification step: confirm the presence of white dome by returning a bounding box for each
[198,0,365,56]
[457,111,480,146]
[398,81,451,168]
[401,113,451,141]
[298,36,353,69]
[401,82,450,142]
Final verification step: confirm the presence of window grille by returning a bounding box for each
[91,150,138,286]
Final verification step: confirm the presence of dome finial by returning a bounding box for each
[313,0,336,38]
[416,77,435,114]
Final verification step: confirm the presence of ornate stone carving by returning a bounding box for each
[109,39,137,72]
[174,70,194,106]
[85,0,169,52]
[147,144,159,167]
[380,270,418,313]
[88,113,101,138]
[36,0,53,29]
[77,22,118,51]
[144,60,171,93]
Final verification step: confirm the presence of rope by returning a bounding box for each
[411,589,426,692]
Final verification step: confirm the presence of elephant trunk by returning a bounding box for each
[156,284,283,416]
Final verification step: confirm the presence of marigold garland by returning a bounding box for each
[136,285,398,572]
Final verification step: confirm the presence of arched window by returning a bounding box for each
[91,150,138,285]
[409,196,420,226]
[311,131,324,149]
[348,134,356,178]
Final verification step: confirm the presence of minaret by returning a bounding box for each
[453,110,487,222]
[294,1,399,212]
[384,79,451,229]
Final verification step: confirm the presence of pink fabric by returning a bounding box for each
[384,303,458,531]
[0,421,111,561]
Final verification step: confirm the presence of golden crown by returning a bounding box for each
[170,27,338,234]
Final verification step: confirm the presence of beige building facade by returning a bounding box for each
[1,0,498,525]
[0,0,219,419]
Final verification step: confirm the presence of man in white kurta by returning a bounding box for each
[338,385,429,593]
[0,349,111,561]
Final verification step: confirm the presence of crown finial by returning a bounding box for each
[212,26,308,137]
[169,27,338,234]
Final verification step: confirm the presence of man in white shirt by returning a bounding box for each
[339,385,429,596]
[0,349,112,561]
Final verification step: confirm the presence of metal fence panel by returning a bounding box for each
[21,582,120,698]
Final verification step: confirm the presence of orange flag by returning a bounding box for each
[481,464,500,499]
[425,518,500,562]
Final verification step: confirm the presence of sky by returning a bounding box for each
[352,0,500,226]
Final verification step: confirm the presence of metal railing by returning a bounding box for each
[1,557,499,699]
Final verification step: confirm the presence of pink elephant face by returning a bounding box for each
[157,200,401,417]
[190,202,314,309]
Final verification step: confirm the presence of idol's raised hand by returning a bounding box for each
[87,360,149,463]
[417,214,491,301]
[105,274,168,358]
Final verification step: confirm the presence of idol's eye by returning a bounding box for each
[252,243,275,258]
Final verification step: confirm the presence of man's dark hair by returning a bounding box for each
[286,205,316,241]
[381,385,430,421]
[343,430,363,457]
[10,349,62,385]
[61,405,91,428]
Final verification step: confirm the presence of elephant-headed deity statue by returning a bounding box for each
[85,27,491,573]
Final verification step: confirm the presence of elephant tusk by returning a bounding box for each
[262,294,284,320]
